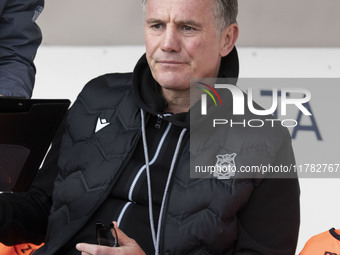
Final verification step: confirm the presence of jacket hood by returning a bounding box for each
[132,47,239,127]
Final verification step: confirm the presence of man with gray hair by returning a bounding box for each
[0,0,300,254]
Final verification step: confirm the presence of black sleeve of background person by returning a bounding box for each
[234,134,300,255]
[235,177,300,255]
[0,0,44,98]
[0,118,65,245]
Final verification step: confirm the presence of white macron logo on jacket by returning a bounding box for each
[95,117,110,133]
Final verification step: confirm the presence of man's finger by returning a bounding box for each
[76,243,96,253]
[76,242,114,255]
[113,221,135,247]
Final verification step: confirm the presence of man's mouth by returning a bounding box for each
[156,60,186,66]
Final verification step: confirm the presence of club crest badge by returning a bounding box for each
[213,153,237,179]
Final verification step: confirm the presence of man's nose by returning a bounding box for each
[160,25,181,53]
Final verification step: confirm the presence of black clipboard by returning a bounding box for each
[0,97,70,192]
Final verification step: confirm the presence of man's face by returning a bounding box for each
[144,0,228,92]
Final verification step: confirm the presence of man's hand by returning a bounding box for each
[76,222,146,255]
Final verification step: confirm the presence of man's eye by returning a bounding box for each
[151,24,164,30]
[181,25,196,32]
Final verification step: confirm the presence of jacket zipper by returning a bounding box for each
[155,114,162,129]
[128,121,172,202]
[157,131,189,253]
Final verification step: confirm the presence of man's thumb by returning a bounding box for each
[112,221,132,246]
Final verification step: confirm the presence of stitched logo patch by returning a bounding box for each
[213,153,237,179]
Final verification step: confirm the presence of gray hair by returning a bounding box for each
[141,0,238,33]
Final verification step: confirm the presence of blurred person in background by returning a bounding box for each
[0,0,44,98]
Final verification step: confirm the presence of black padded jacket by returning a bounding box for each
[0,49,300,254]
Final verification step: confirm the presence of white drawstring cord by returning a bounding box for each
[140,109,187,255]
[140,109,157,247]
[155,127,187,255]
[128,121,172,202]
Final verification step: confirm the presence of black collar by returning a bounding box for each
[330,228,340,241]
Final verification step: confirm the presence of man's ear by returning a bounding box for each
[220,23,239,57]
